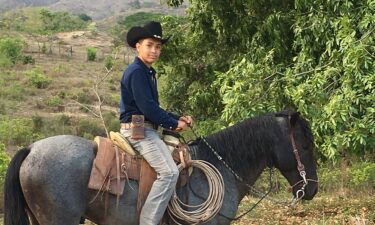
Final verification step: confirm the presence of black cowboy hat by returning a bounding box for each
[126,21,170,48]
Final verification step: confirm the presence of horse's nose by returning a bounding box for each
[303,185,318,200]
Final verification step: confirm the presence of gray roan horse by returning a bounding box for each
[4,110,318,225]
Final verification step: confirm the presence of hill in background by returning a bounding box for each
[0,0,187,19]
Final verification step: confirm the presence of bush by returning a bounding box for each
[0,37,23,64]
[0,116,36,146]
[41,43,47,54]
[103,111,119,132]
[86,47,97,61]
[0,142,10,184]
[32,115,44,132]
[22,55,35,64]
[45,96,62,106]
[349,162,375,188]
[104,55,114,70]
[77,119,103,137]
[78,13,92,22]
[76,90,95,104]
[0,83,27,101]
[0,53,12,68]
[40,9,87,33]
[25,68,52,89]
[87,22,98,36]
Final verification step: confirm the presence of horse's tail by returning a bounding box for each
[4,147,31,225]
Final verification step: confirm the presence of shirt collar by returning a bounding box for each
[134,56,156,75]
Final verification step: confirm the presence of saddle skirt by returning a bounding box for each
[87,131,191,216]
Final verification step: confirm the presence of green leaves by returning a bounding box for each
[158,0,374,159]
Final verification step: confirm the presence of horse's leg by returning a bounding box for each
[19,136,96,225]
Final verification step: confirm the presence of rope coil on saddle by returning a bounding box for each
[167,160,225,225]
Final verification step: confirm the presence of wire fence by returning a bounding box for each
[22,35,136,64]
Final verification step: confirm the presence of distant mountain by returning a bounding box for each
[0,0,187,19]
[0,0,59,10]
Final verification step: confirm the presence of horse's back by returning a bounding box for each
[20,135,95,224]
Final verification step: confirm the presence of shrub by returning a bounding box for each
[0,116,35,146]
[41,43,47,54]
[25,68,52,89]
[78,13,92,22]
[0,142,10,184]
[349,162,375,188]
[76,90,95,104]
[104,55,114,70]
[22,55,35,64]
[45,96,62,107]
[0,83,27,101]
[77,119,103,137]
[40,9,87,33]
[88,22,98,36]
[32,114,44,132]
[0,37,23,64]
[0,53,12,68]
[58,114,71,126]
[86,47,97,61]
[103,111,119,132]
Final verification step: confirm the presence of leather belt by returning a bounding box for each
[121,122,158,130]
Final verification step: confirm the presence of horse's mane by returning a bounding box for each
[192,111,313,180]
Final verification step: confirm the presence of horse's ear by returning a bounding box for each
[289,111,300,127]
[275,109,300,126]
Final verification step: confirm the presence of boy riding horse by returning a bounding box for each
[119,21,193,225]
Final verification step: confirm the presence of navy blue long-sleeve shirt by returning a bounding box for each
[119,57,179,129]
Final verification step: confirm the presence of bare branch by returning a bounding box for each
[92,49,120,137]
[67,101,100,118]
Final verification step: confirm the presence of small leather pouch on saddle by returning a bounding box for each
[131,115,145,139]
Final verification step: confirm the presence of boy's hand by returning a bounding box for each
[179,116,193,126]
[176,120,188,131]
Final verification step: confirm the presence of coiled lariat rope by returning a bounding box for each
[167,160,225,225]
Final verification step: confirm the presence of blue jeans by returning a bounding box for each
[120,127,179,225]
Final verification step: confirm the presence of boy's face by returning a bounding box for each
[136,38,162,66]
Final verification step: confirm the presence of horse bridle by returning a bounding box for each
[288,115,309,202]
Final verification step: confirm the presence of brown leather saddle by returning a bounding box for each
[88,134,191,220]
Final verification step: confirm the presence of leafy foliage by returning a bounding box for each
[0,116,36,146]
[111,12,164,47]
[86,47,97,61]
[0,8,88,34]
[0,37,23,64]
[78,13,92,22]
[158,0,375,159]
[0,142,10,184]
[25,67,52,89]
[39,9,88,33]
[349,162,375,187]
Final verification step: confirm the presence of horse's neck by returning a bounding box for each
[190,142,269,200]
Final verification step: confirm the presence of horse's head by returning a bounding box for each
[273,110,318,200]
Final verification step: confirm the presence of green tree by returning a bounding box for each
[40,9,87,33]
[78,13,92,22]
[157,0,375,160]
[111,12,164,46]
[0,37,23,64]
